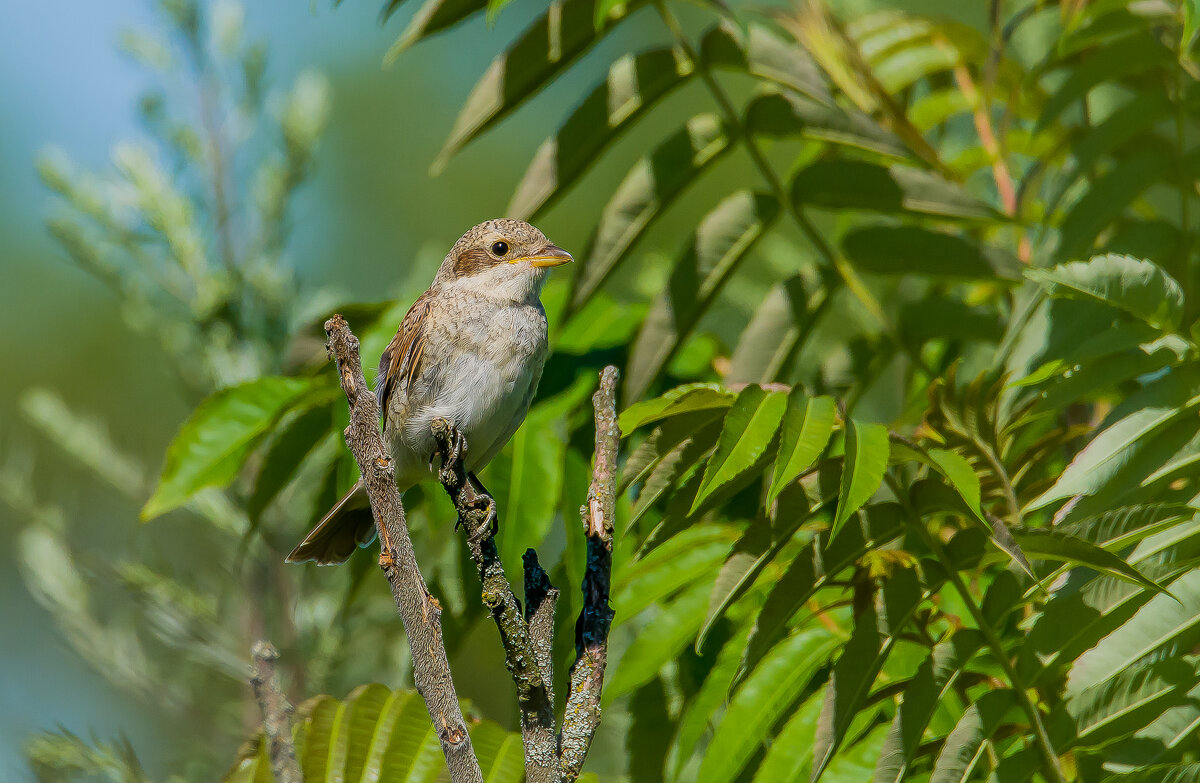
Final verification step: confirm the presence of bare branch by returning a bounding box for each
[430,418,558,783]
[523,548,559,699]
[560,365,619,780]
[249,641,301,783]
[324,315,482,783]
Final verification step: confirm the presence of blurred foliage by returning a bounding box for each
[12,0,1200,781]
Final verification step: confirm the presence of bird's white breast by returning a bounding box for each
[387,289,548,489]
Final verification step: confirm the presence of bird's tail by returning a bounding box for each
[286,479,377,565]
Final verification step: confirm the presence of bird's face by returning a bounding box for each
[434,218,572,302]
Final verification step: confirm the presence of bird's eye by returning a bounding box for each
[491,241,509,256]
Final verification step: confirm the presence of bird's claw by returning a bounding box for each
[430,420,469,475]
[455,495,497,542]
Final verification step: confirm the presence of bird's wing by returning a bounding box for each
[376,289,435,418]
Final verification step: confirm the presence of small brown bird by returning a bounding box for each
[287,219,572,564]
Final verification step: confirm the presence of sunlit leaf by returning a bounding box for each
[832,420,890,537]
[690,385,788,514]
[768,390,836,507]
[697,628,839,783]
[1010,528,1170,595]
[1069,658,1194,748]
[143,377,321,520]
[926,448,981,517]
[1068,568,1200,696]
[618,383,735,433]
[1027,254,1185,331]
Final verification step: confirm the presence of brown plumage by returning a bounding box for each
[288,219,572,565]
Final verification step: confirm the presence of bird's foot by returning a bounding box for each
[430,418,469,481]
[459,495,497,542]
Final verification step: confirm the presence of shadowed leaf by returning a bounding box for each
[508,47,694,220]
[431,0,644,173]
[625,191,779,401]
[568,114,733,312]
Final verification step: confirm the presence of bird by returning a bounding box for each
[286,219,572,565]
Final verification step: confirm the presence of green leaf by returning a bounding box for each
[1036,32,1172,132]
[727,275,809,385]
[1027,403,1196,511]
[1010,528,1170,595]
[1053,147,1178,262]
[1101,764,1200,783]
[1057,503,1193,552]
[702,20,830,102]
[690,386,788,514]
[926,448,981,518]
[1068,568,1200,696]
[430,0,642,172]
[231,685,519,783]
[605,580,711,701]
[1027,254,1185,331]
[614,524,735,620]
[625,191,779,401]
[843,226,1021,281]
[750,692,825,783]
[626,420,722,531]
[1017,531,1200,687]
[248,405,332,521]
[484,406,566,569]
[743,504,905,679]
[384,0,486,60]
[832,420,890,537]
[1046,91,1174,212]
[507,47,694,219]
[142,377,319,520]
[929,690,1019,783]
[873,630,983,783]
[1069,658,1193,748]
[618,383,735,433]
[471,720,525,783]
[745,90,909,160]
[697,628,839,783]
[791,160,1000,221]
[768,390,837,506]
[673,624,752,778]
[628,678,671,783]
[567,113,733,312]
[695,505,827,652]
[811,568,923,782]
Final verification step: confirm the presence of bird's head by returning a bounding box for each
[433,218,572,302]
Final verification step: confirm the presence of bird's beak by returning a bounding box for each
[511,243,573,268]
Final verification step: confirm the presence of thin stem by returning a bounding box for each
[324,315,483,783]
[249,641,302,783]
[885,473,1066,783]
[653,1,935,379]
